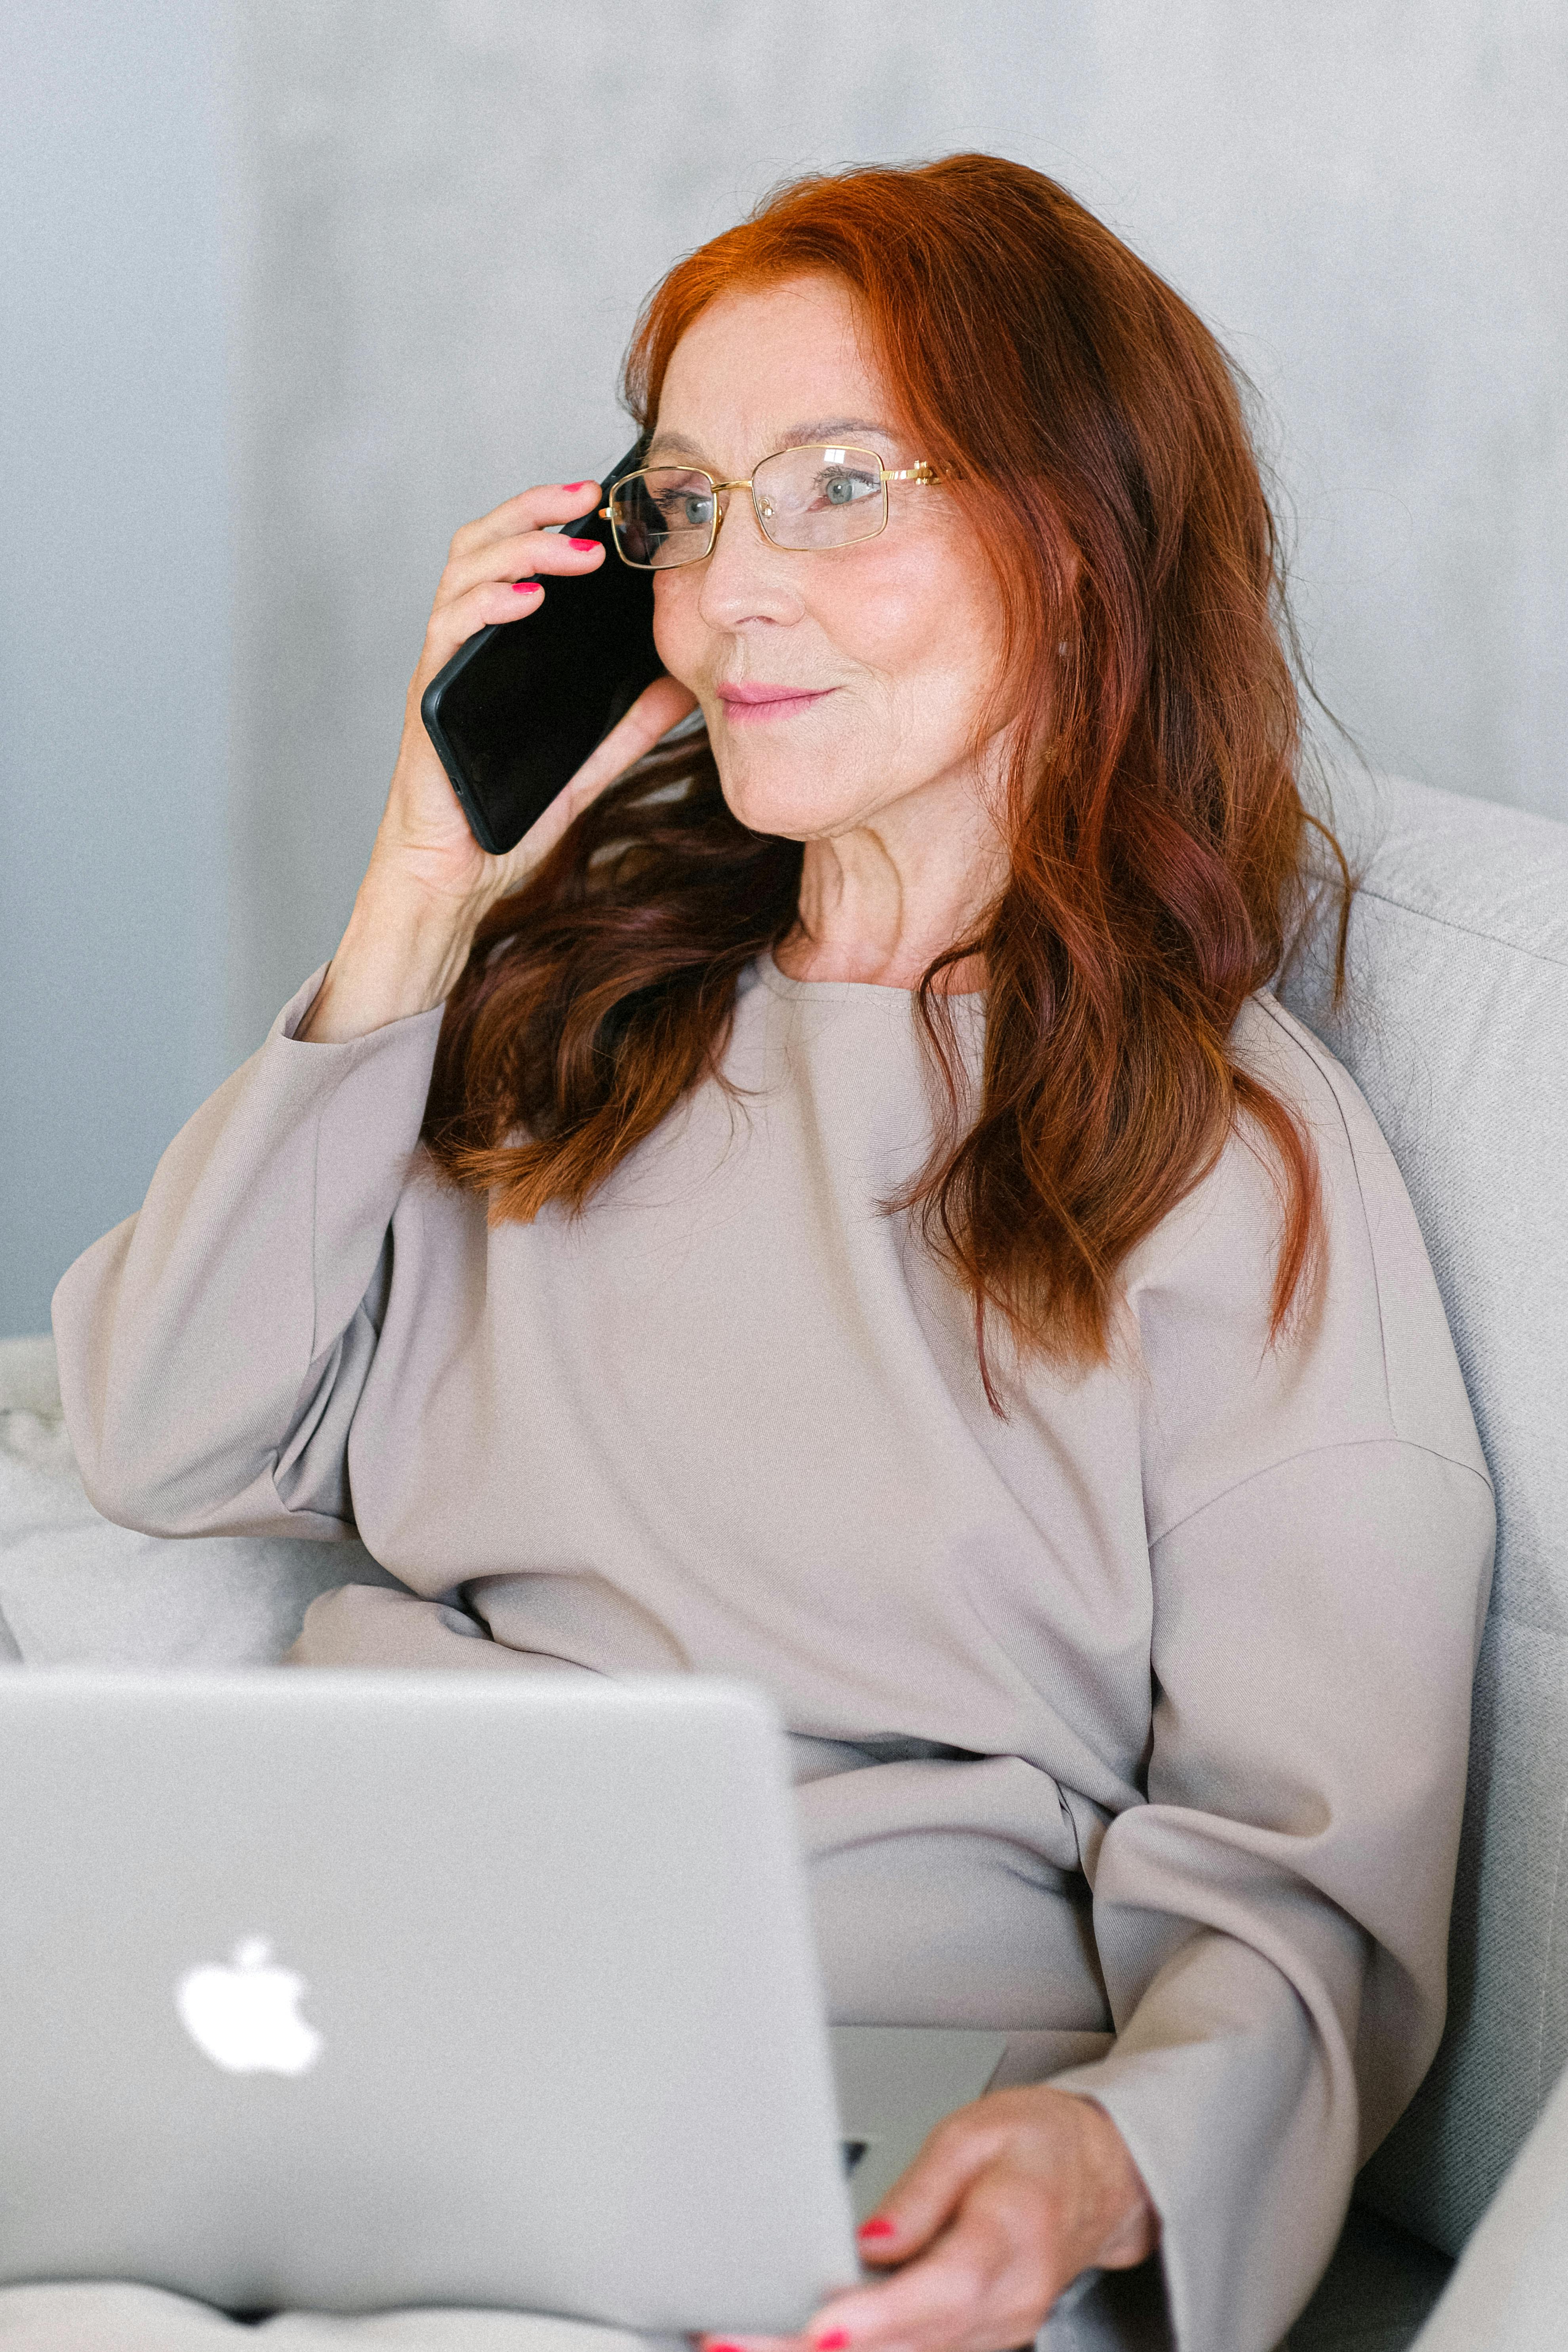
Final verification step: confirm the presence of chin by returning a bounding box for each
[718,778,857,842]
[713,747,861,844]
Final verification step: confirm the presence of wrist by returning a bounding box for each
[1073,2096,1160,2268]
[297,876,479,1044]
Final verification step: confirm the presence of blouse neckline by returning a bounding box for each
[755,950,986,1004]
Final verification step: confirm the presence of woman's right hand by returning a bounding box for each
[298,480,697,1043]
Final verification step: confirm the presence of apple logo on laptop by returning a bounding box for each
[175,1937,324,2076]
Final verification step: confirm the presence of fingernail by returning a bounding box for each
[511,579,541,594]
[857,2217,896,2240]
[815,2334,851,2350]
[568,537,598,551]
[566,480,598,492]
[706,2342,747,2352]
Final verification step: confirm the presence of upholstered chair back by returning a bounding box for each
[1279,770,1568,2254]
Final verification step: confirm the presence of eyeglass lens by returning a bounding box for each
[610,446,887,568]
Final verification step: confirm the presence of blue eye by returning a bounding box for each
[652,488,713,529]
[815,468,877,509]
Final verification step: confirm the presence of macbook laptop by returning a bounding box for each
[0,1670,1004,2333]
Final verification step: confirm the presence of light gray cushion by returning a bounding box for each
[1280,771,1568,2256]
[0,2281,672,2347]
[1408,2027,1568,2349]
[0,1333,398,1667]
[1286,2209,1452,2352]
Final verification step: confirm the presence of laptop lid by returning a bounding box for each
[0,1670,859,2333]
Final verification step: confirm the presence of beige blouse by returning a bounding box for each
[53,958,1494,2352]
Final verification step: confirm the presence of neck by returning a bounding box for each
[774,797,1007,993]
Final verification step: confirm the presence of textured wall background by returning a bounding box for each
[2,0,232,1338]
[229,0,1568,1047]
[6,0,1566,1331]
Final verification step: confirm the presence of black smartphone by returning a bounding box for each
[419,441,662,855]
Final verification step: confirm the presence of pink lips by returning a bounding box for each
[716,682,832,722]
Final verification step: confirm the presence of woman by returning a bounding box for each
[51,155,1492,2352]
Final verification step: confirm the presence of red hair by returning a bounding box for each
[424,155,1343,1380]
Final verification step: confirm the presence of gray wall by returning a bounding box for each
[6,0,1566,1333]
[230,0,1568,1051]
[2,0,232,1337]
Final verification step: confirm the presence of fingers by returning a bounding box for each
[419,478,608,670]
[438,520,606,606]
[780,2090,1160,2352]
[698,2335,806,2352]
[416,536,613,687]
[857,2101,1013,2264]
[447,479,602,564]
[806,2187,1065,2352]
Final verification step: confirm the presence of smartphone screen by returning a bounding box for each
[419,445,663,855]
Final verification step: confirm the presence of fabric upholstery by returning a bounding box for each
[0,2282,673,2348]
[1278,769,1568,2256]
[1408,2030,1568,2348]
[0,1334,397,1666]
[1285,2211,1452,2351]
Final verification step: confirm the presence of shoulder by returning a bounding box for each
[1230,991,1390,1175]
[1123,991,1384,1314]
[1124,991,1488,1532]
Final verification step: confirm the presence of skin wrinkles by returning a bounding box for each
[643,416,896,462]
[647,277,1016,994]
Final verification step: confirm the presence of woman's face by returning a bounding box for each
[649,275,1012,850]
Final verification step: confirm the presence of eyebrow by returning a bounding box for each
[642,418,897,465]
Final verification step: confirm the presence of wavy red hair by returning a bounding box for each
[424,154,1344,1379]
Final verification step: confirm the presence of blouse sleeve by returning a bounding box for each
[51,971,445,1542]
[1048,998,1495,2352]
[1049,1440,1492,2352]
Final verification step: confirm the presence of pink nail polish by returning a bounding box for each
[857,2216,895,2239]
[511,579,540,594]
[816,2333,851,2350]
[568,537,598,551]
[566,480,598,492]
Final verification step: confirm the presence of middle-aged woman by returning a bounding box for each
[53,156,1493,2352]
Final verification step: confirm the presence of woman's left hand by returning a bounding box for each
[701,2085,1159,2352]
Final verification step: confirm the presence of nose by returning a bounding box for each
[695,483,805,629]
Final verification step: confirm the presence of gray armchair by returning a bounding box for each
[1278,771,1568,2349]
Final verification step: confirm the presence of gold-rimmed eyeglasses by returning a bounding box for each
[602,444,941,570]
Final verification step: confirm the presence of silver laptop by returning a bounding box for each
[0,1669,1004,2332]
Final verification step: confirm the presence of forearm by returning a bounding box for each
[299,472,694,1046]
[1073,1442,1493,2348]
[1048,1906,1363,2352]
[296,869,480,1043]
